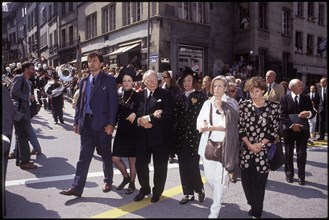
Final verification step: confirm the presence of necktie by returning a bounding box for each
[146,91,153,113]
[294,95,299,112]
[267,84,272,94]
[90,77,95,111]
[322,88,326,101]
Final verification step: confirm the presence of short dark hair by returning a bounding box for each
[21,61,34,72]
[87,51,103,63]
[244,76,267,92]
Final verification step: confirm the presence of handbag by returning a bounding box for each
[30,100,41,118]
[204,103,223,162]
[268,139,285,171]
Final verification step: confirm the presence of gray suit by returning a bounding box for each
[10,73,32,165]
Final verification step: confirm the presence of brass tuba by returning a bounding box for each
[57,63,75,82]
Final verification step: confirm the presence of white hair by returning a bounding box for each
[288,79,302,90]
[142,70,157,81]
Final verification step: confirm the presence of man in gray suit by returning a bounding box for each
[263,70,285,103]
[10,61,37,169]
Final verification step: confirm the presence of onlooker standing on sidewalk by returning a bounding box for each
[60,51,118,197]
[317,77,327,140]
[10,61,37,169]
[263,70,285,103]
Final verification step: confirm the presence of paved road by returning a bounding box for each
[4,100,328,218]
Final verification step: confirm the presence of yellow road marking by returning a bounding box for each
[91,177,207,218]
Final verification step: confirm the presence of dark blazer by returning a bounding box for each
[280,93,316,133]
[318,88,327,113]
[308,92,320,111]
[134,87,172,148]
[74,71,118,132]
[2,85,14,139]
[10,73,31,120]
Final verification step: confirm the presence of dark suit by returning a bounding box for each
[71,71,118,194]
[2,85,15,217]
[309,92,320,132]
[317,88,327,139]
[280,93,316,180]
[10,73,32,166]
[133,87,172,196]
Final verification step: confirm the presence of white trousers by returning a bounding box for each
[202,156,229,217]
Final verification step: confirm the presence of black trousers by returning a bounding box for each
[135,143,169,196]
[13,118,31,165]
[318,109,327,139]
[241,158,269,218]
[177,146,203,195]
[284,129,308,179]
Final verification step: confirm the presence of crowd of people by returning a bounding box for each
[2,51,327,218]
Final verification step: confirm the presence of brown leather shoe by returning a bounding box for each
[59,188,82,197]
[102,183,112,192]
[20,163,37,169]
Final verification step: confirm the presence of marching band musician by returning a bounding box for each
[45,72,67,124]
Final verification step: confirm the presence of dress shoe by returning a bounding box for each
[117,176,130,190]
[20,163,37,169]
[198,191,205,202]
[179,195,194,204]
[102,183,112,192]
[126,182,135,195]
[286,177,293,183]
[31,149,42,155]
[298,178,305,185]
[315,137,324,141]
[60,188,82,197]
[134,193,147,201]
[151,195,160,203]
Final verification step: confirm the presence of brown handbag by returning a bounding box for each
[204,103,223,162]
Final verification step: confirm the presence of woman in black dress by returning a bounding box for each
[112,68,138,194]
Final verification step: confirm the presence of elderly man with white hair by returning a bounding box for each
[263,70,285,103]
[132,70,173,203]
[280,79,316,185]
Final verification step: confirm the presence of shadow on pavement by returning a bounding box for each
[5,191,60,218]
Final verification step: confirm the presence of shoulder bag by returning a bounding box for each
[204,103,223,162]
[268,136,285,171]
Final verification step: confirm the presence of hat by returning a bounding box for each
[116,67,136,84]
[177,66,199,85]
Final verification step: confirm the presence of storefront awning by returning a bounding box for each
[68,56,88,64]
[105,43,140,57]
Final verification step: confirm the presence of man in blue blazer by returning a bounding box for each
[280,79,316,185]
[60,51,118,197]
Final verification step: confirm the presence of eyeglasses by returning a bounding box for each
[162,76,169,79]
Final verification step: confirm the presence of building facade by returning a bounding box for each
[2,2,327,85]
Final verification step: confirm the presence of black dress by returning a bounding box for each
[112,89,138,157]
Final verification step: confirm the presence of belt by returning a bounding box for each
[85,113,93,117]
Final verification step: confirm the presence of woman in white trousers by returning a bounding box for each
[197,76,239,218]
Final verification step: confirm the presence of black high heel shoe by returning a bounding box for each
[126,182,135,194]
[117,176,130,190]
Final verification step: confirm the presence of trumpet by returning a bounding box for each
[58,63,75,82]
